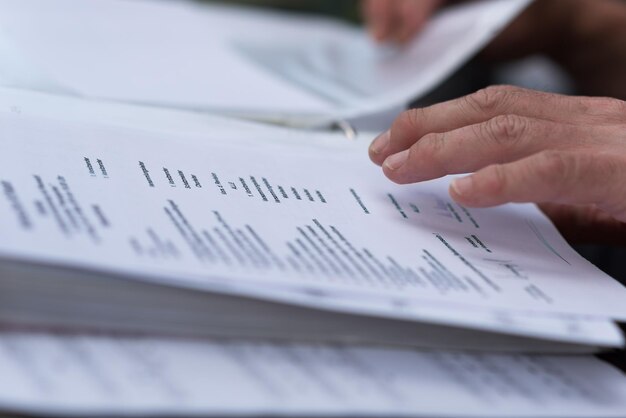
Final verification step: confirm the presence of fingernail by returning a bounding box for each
[384,149,409,170]
[451,176,474,197]
[370,130,390,155]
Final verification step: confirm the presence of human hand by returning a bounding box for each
[362,0,626,98]
[369,85,626,244]
[361,0,442,44]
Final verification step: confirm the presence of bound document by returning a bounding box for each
[0,87,625,353]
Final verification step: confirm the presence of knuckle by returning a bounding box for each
[569,96,594,115]
[417,132,445,156]
[464,85,518,114]
[419,132,445,152]
[565,96,626,123]
[594,97,626,118]
[413,133,447,170]
[406,107,429,129]
[537,150,571,177]
[535,151,577,199]
[392,108,426,136]
[483,114,528,145]
[388,112,412,143]
[483,164,509,196]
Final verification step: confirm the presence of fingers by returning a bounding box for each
[380,115,583,184]
[448,151,626,221]
[368,86,616,166]
[368,84,626,243]
[395,0,441,43]
[363,0,441,44]
[362,0,395,42]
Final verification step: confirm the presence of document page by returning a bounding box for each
[0,87,620,348]
[0,0,529,122]
[1,108,626,328]
[0,332,625,417]
[0,0,333,115]
[239,0,531,122]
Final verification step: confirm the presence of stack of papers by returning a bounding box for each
[2,87,626,352]
[0,86,625,416]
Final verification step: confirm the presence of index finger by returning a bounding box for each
[368,86,610,166]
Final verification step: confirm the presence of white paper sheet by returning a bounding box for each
[0,0,530,124]
[0,332,625,417]
[0,87,355,149]
[0,87,621,349]
[0,94,625,331]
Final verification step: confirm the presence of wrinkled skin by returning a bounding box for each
[365,0,626,245]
